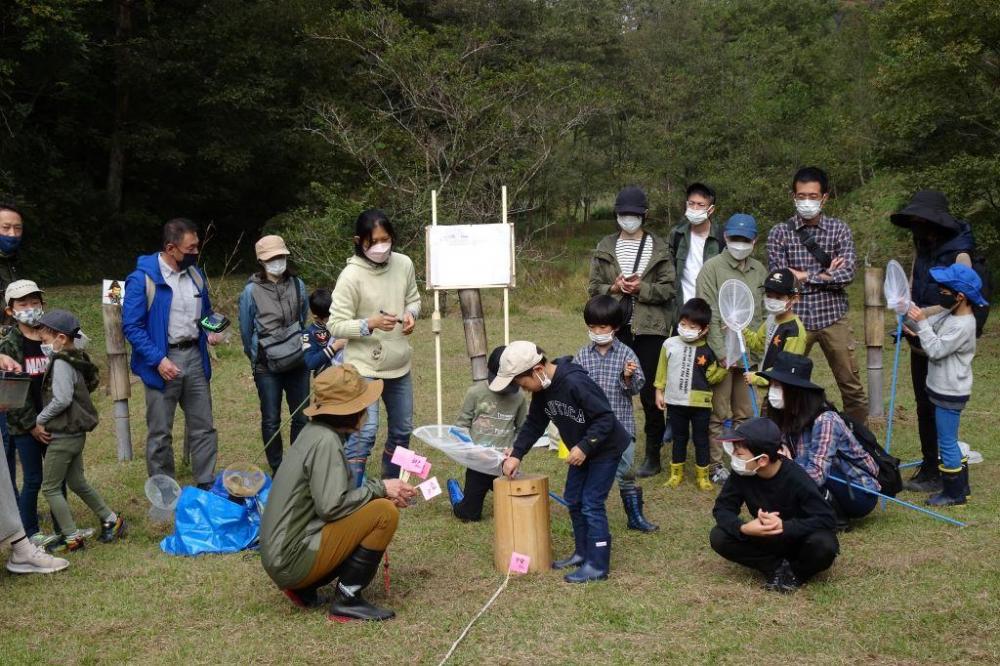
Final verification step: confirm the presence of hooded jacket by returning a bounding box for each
[328,252,421,379]
[588,231,676,336]
[911,222,975,308]
[122,253,212,390]
[238,273,308,368]
[510,357,630,462]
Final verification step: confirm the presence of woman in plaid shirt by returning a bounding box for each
[760,352,880,525]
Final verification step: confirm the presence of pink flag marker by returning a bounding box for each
[417,477,442,500]
[508,552,531,574]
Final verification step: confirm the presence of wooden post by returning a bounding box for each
[102,303,133,461]
[459,289,489,382]
[431,190,444,425]
[864,267,885,419]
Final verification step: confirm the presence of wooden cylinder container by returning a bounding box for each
[493,474,552,573]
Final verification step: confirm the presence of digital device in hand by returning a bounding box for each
[199,312,231,333]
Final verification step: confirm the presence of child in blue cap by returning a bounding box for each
[906,264,987,506]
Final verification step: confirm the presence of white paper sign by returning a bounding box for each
[417,477,442,501]
[426,223,514,289]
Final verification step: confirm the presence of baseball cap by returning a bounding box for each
[718,417,782,457]
[488,341,544,392]
[724,213,758,240]
[37,309,81,337]
[255,235,290,261]
[5,279,43,304]
[763,268,799,296]
[614,186,649,215]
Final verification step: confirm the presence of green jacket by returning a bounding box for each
[0,326,37,433]
[695,249,767,365]
[588,232,677,336]
[0,254,17,327]
[39,349,100,435]
[260,420,388,589]
[667,221,725,287]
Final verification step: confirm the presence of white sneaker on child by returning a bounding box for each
[6,542,70,574]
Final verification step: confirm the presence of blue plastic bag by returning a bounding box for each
[160,473,271,556]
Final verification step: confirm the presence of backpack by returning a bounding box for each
[836,410,902,497]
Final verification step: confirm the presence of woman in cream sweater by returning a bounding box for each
[329,209,421,485]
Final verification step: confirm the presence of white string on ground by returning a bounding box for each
[437,572,511,666]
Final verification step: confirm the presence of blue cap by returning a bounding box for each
[725,213,758,240]
[929,265,988,307]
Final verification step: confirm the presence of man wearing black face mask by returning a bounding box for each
[122,218,222,490]
[0,202,25,324]
[890,191,976,493]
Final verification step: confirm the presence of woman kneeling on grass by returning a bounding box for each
[259,364,417,621]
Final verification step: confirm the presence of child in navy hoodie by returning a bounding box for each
[493,340,630,583]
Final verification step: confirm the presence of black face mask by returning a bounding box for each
[178,252,198,270]
[938,292,958,309]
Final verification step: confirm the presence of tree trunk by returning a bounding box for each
[458,289,488,382]
[106,0,134,213]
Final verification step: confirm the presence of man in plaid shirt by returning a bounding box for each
[767,167,868,424]
[574,295,658,533]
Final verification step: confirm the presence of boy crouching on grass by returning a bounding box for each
[494,341,630,583]
[710,417,837,594]
[35,310,126,552]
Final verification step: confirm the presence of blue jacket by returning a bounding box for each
[238,275,308,367]
[122,253,213,390]
[303,322,344,375]
[911,222,975,307]
[510,357,630,462]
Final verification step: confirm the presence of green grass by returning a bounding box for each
[1,246,998,665]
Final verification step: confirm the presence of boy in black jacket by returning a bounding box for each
[493,341,630,583]
[709,417,838,593]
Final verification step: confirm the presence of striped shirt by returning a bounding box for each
[616,235,653,324]
[767,214,857,331]
[574,338,644,438]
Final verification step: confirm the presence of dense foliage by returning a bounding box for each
[1,0,996,283]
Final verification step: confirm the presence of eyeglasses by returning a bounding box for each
[685,201,712,209]
[793,193,824,201]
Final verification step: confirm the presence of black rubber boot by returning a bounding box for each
[903,462,942,493]
[620,487,659,533]
[961,457,971,498]
[635,441,662,478]
[926,468,966,507]
[328,547,395,621]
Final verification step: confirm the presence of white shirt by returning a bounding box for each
[681,232,707,304]
[158,254,201,344]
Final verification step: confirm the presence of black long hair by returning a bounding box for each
[354,209,395,258]
[766,383,830,437]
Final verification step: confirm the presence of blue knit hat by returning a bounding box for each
[724,213,758,240]
[929,264,988,307]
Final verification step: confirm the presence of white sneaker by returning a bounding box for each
[6,543,70,574]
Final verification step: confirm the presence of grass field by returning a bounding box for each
[1,235,998,665]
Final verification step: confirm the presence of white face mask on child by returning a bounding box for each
[768,384,785,409]
[723,441,764,476]
[677,325,702,342]
[535,371,551,390]
[764,297,789,315]
[588,330,614,345]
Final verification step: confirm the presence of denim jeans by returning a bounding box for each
[15,434,46,536]
[615,439,636,491]
[934,405,963,470]
[1,414,15,503]
[564,454,620,544]
[253,364,311,473]
[344,373,414,477]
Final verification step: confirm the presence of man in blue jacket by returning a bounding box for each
[122,218,221,489]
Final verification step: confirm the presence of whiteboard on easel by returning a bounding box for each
[426,223,515,289]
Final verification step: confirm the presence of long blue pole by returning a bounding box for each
[885,314,905,454]
[549,492,568,507]
[740,351,760,417]
[826,475,967,528]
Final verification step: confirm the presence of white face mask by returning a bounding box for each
[768,384,785,409]
[677,325,703,342]
[617,214,643,234]
[588,330,614,345]
[263,257,287,276]
[364,241,392,264]
[724,441,764,476]
[535,371,551,390]
[12,307,43,326]
[764,297,789,315]
[727,241,754,260]
[795,199,823,220]
[685,208,710,225]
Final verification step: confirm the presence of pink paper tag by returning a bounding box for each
[390,447,428,475]
[415,460,432,480]
[508,551,531,574]
[417,477,441,500]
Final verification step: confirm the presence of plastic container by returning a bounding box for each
[222,462,266,498]
[0,372,31,411]
[145,474,181,523]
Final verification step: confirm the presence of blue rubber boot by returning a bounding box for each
[447,479,464,507]
[552,528,587,570]
[348,459,367,489]
[564,537,611,583]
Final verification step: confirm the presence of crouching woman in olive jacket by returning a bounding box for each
[260,364,417,621]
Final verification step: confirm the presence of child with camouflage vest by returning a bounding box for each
[35,310,126,552]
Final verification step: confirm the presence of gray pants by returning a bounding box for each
[144,346,218,485]
[42,434,111,536]
[0,439,23,542]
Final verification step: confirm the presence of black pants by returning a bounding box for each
[909,351,938,468]
[618,328,666,450]
[709,525,839,581]
[668,404,711,466]
[453,469,496,522]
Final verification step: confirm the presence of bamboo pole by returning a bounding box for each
[502,185,511,345]
[459,289,488,382]
[864,267,885,419]
[102,302,133,461]
[432,190,443,425]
